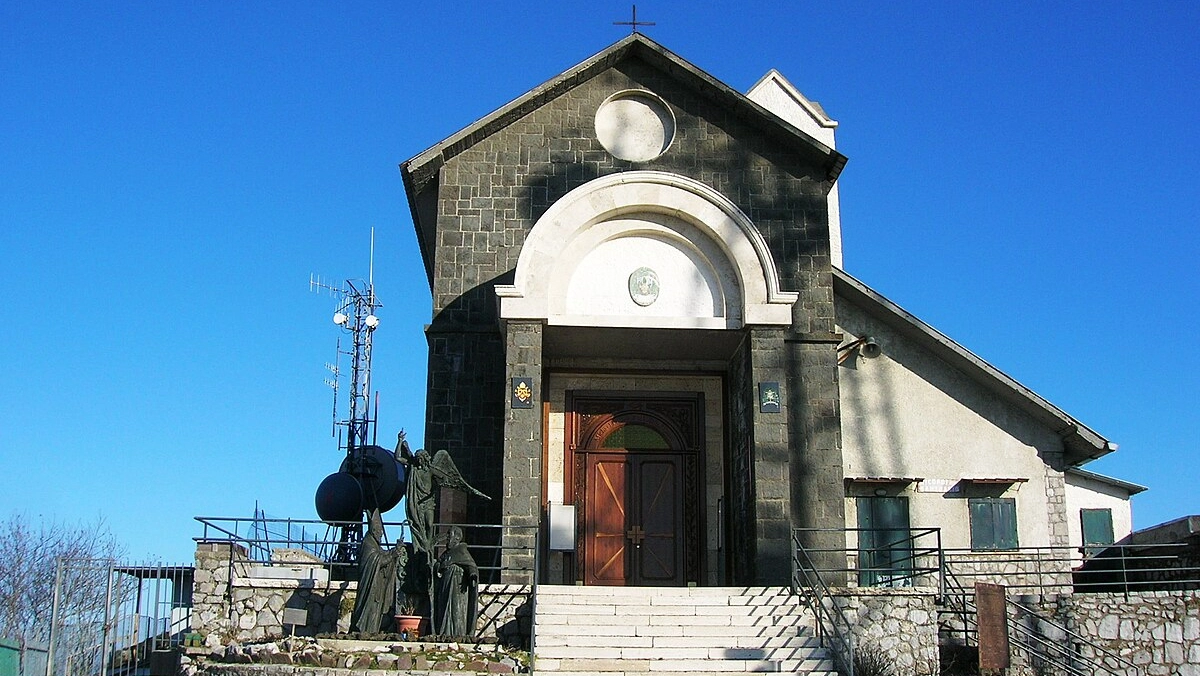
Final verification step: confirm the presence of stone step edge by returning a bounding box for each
[534,647,829,660]
[531,657,837,673]
[534,636,822,649]
[532,672,839,676]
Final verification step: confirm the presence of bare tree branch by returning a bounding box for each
[0,513,126,644]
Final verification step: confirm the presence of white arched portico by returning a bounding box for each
[496,171,796,329]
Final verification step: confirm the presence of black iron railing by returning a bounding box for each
[194,516,539,645]
[194,516,538,583]
[943,542,1200,595]
[791,528,856,676]
[789,527,1196,676]
[793,526,945,591]
[940,563,1140,676]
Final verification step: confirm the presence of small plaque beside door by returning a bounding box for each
[511,377,535,409]
[759,382,781,413]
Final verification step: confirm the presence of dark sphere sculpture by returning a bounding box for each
[315,471,364,523]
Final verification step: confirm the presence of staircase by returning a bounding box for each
[533,585,840,675]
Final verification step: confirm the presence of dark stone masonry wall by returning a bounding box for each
[726,334,755,583]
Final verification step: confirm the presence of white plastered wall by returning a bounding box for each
[1064,473,1136,548]
[836,297,1065,551]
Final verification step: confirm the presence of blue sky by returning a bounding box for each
[1,2,1197,564]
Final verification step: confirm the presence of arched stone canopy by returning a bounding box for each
[496,171,797,329]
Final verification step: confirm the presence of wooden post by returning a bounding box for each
[976,582,1010,670]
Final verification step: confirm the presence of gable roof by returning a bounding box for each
[400,34,849,273]
[833,267,1115,466]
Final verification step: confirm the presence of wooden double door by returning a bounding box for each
[568,394,702,586]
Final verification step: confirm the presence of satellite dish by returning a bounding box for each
[338,444,408,513]
[315,472,364,523]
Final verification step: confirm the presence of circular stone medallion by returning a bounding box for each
[595,90,676,162]
[628,267,661,306]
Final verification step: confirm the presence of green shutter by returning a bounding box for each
[1081,508,1114,555]
[970,498,1018,551]
[857,496,911,586]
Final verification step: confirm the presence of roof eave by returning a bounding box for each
[1065,467,1148,495]
[832,267,1114,466]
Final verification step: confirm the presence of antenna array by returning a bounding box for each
[310,273,383,457]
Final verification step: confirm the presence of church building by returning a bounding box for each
[399,34,1137,588]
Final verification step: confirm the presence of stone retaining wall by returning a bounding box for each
[828,587,940,676]
[181,637,527,676]
[1015,591,1200,676]
[192,543,531,648]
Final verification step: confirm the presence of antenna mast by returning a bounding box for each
[310,229,384,461]
[310,231,384,562]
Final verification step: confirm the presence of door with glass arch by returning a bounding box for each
[567,393,702,586]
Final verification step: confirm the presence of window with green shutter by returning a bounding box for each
[969,497,1018,551]
[856,496,912,586]
[1081,508,1115,556]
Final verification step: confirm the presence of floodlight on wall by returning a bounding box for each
[861,336,881,358]
[837,335,881,363]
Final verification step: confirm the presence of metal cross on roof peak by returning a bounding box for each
[614,4,655,34]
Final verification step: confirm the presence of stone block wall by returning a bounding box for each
[417,53,840,553]
[192,544,352,648]
[827,587,939,676]
[945,551,1074,592]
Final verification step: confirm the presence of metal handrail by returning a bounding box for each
[195,515,539,644]
[1007,597,1139,676]
[940,560,1139,676]
[943,543,1200,594]
[791,529,855,676]
[794,527,945,590]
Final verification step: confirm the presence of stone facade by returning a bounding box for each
[405,37,845,585]
[1015,591,1200,676]
[192,544,353,648]
[182,639,528,676]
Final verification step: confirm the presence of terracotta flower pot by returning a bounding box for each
[394,614,426,639]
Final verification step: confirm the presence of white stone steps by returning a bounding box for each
[537,657,820,672]
[532,585,839,675]
[536,646,826,660]
[542,672,835,676]
[537,633,823,650]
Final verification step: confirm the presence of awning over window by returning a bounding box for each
[961,477,1028,485]
[845,476,923,484]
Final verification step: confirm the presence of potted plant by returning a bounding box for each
[394,596,426,639]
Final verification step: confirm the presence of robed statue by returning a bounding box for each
[433,525,480,638]
[349,431,488,635]
[349,507,408,633]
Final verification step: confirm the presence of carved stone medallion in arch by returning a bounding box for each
[496,171,798,329]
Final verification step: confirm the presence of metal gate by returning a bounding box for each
[46,559,193,676]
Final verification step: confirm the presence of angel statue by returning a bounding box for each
[395,432,489,631]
